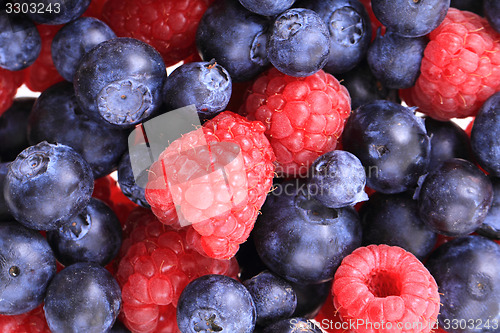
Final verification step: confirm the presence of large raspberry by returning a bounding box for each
[0,305,50,333]
[0,68,24,116]
[102,0,213,67]
[116,209,239,333]
[333,244,440,333]
[145,111,275,260]
[240,67,351,177]
[401,8,500,121]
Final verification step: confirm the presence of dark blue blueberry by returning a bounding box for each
[240,0,295,16]
[177,274,256,333]
[0,163,11,220]
[28,82,129,179]
[0,221,56,315]
[476,177,500,240]
[484,0,499,33]
[25,0,91,25]
[342,100,431,194]
[253,179,362,284]
[307,150,368,208]
[0,97,34,162]
[371,0,450,37]
[117,146,150,208]
[243,270,297,326]
[162,60,232,119]
[426,236,500,333]
[3,142,94,230]
[235,233,268,281]
[290,280,331,319]
[267,8,330,77]
[46,198,122,266]
[360,191,437,260]
[471,91,500,177]
[296,0,372,74]
[196,0,270,82]
[74,37,166,127]
[43,262,122,333]
[417,158,493,237]
[0,13,41,71]
[425,117,472,170]
[262,317,323,333]
[367,30,427,89]
[452,0,483,15]
[51,17,116,81]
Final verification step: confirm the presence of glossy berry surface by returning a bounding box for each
[74,37,166,127]
[0,97,34,162]
[26,0,91,25]
[262,317,323,333]
[43,262,121,333]
[177,274,256,333]
[4,142,94,230]
[239,0,295,16]
[0,163,11,220]
[51,16,116,81]
[267,8,330,77]
[117,148,150,208]
[477,177,500,239]
[417,158,493,237]
[0,222,56,315]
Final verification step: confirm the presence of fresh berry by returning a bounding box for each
[51,16,116,81]
[0,97,34,162]
[333,244,440,333]
[4,142,94,230]
[342,100,431,194]
[417,158,493,237]
[262,317,323,333]
[0,67,24,115]
[43,262,121,333]
[83,0,109,19]
[358,0,385,40]
[26,0,91,25]
[0,305,50,333]
[176,274,257,333]
[239,0,295,16]
[477,177,500,239]
[0,222,56,315]
[240,67,351,177]
[103,0,212,67]
[145,111,276,260]
[401,8,500,121]
[117,146,150,208]
[484,0,500,33]
[425,236,500,333]
[0,163,11,220]
[291,280,332,319]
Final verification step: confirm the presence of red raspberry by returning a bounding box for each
[0,305,50,333]
[333,244,440,333]
[116,209,239,333]
[83,0,108,19]
[401,8,500,121]
[240,67,351,177]
[0,68,24,116]
[92,175,139,224]
[102,0,213,67]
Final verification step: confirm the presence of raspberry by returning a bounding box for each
[145,111,275,259]
[0,68,24,116]
[401,8,500,121]
[0,305,50,333]
[116,209,239,333]
[92,175,139,224]
[102,0,213,67]
[83,0,108,19]
[332,244,440,333]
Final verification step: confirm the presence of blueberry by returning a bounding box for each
[239,0,296,16]
[367,30,427,89]
[296,0,372,74]
[0,13,41,71]
[43,262,122,333]
[267,8,330,77]
[290,280,331,319]
[426,236,500,333]
[117,147,150,208]
[471,91,500,177]
[0,97,34,162]
[243,270,297,326]
[28,82,129,179]
[0,163,11,220]
[46,198,122,266]
[484,0,499,33]
[235,233,268,281]
[25,0,91,25]
[476,177,500,240]
[360,191,437,260]
[261,317,323,333]
[0,221,56,315]
[3,142,94,230]
[342,100,431,194]
[253,179,362,284]
[74,37,166,127]
[196,0,270,82]
[162,60,232,120]
[177,274,256,333]
[307,150,368,208]
[371,0,450,37]
[417,158,493,237]
[51,17,116,81]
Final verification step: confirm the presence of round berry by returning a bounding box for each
[0,97,34,162]
[26,0,91,25]
[477,177,500,239]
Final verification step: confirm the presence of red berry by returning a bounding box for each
[240,67,351,177]
[83,0,109,19]
[401,8,500,121]
[102,0,213,67]
[0,68,24,116]
[0,305,50,333]
[333,244,440,333]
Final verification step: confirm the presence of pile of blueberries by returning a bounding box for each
[0,0,500,332]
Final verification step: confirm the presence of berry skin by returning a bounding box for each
[117,146,150,208]
[241,67,351,177]
[477,177,500,239]
[239,0,295,16]
[0,67,24,116]
[145,111,276,260]
[26,0,91,25]
[176,274,256,333]
[401,8,500,121]
[103,0,213,67]
[333,244,440,333]
[0,163,11,220]
[0,305,50,333]
[484,0,500,33]
[0,97,34,162]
